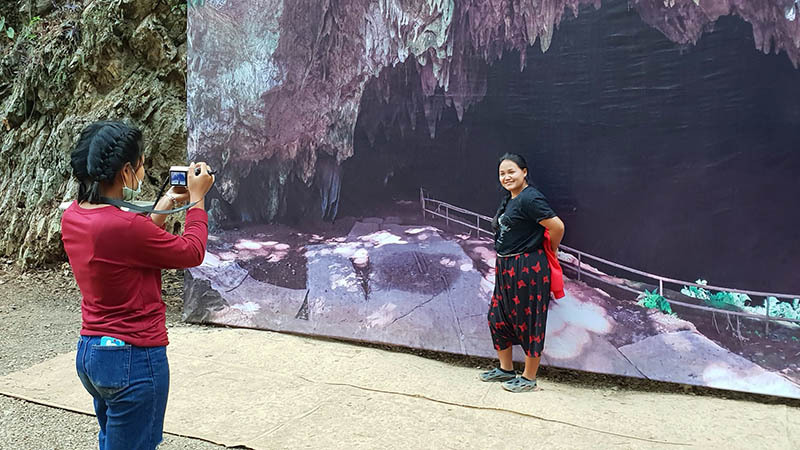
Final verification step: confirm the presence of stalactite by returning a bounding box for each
[188,0,800,224]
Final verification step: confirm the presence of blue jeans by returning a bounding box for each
[76,336,169,450]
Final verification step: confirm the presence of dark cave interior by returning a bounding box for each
[335,2,800,293]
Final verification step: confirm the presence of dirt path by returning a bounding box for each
[0,264,797,449]
[0,264,223,449]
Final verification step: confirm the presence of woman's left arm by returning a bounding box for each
[539,217,565,253]
[150,197,174,229]
[150,188,190,228]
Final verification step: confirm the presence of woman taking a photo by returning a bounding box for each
[61,120,215,449]
[479,153,565,393]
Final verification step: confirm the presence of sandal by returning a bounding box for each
[501,376,539,393]
[479,367,516,382]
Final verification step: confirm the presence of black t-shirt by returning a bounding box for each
[494,186,557,256]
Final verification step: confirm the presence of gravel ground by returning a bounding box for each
[0,263,225,450]
[1,263,797,450]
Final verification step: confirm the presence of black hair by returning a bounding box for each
[70,121,143,203]
[491,153,529,232]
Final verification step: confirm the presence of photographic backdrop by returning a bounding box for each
[185,0,800,399]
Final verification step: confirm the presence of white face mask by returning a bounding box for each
[122,167,143,202]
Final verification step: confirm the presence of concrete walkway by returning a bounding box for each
[1,326,798,449]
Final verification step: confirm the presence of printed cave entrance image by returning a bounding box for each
[185,0,800,399]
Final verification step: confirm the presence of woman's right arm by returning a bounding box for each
[540,216,565,253]
[124,209,209,269]
[123,162,215,269]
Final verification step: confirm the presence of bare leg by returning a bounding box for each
[522,355,541,380]
[497,346,514,371]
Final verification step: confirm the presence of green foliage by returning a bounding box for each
[682,279,741,310]
[25,16,42,40]
[707,291,749,311]
[766,296,800,321]
[1,16,15,40]
[1,15,42,41]
[637,289,674,315]
[681,281,710,300]
[682,279,800,320]
[172,1,187,14]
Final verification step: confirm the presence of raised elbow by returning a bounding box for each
[541,216,564,234]
[553,217,565,233]
[189,247,206,268]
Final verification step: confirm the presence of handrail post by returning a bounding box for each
[445,207,450,228]
[420,188,425,221]
[577,253,582,281]
[659,279,664,297]
[765,297,771,335]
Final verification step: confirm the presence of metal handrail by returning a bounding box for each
[419,188,800,331]
[557,244,799,300]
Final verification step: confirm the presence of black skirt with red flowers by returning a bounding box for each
[488,249,551,358]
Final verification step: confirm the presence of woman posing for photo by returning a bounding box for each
[479,153,565,393]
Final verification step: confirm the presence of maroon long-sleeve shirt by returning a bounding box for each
[61,202,208,347]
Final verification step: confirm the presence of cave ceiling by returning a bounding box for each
[187,0,800,222]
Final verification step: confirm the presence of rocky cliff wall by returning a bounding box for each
[0,0,187,267]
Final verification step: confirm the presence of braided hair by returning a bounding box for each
[70,121,143,203]
[491,153,529,232]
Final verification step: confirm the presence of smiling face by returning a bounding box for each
[498,159,528,195]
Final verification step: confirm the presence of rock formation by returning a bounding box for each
[1,0,798,265]
[187,0,800,225]
[0,0,188,266]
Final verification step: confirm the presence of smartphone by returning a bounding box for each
[99,336,127,346]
